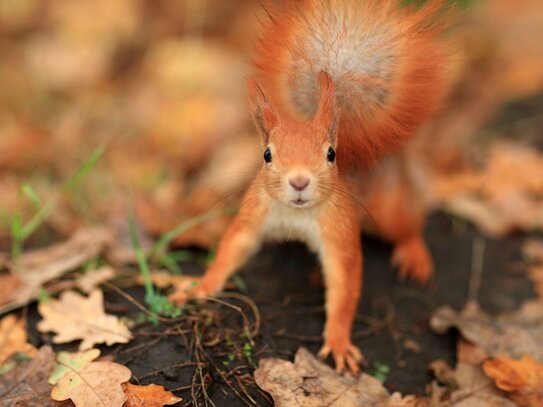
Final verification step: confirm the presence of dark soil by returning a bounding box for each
[24,212,537,406]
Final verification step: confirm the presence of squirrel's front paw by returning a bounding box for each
[318,337,364,374]
[392,236,434,284]
[168,276,217,304]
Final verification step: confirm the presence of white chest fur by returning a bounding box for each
[261,201,323,253]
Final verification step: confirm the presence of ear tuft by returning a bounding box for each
[315,71,339,145]
[247,78,278,144]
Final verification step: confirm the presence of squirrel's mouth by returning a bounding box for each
[292,198,308,207]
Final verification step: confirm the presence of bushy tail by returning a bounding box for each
[253,0,451,166]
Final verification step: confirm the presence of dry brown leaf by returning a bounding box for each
[434,144,543,236]
[528,266,543,299]
[431,301,543,362]
[0,228,112,314]
[0,314,37,365]
[254,347,426,407]
[37,289,132,350]
[51,360,131,407]
[456,338,488,366]
[135,270,189,289]
[76,266,116,293]
[522,239,543,299]
[0,346,72,407]
[122,383,181,407]
[523,239,543,264]
[483,356,543,407]
[429,360,515,406]
[0,273,21,306]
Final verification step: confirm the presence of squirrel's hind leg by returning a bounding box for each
[364,155,435,284]
[392,234,433,284]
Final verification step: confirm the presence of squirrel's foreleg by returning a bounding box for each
[169,194,265,303]
[317,209,364,373]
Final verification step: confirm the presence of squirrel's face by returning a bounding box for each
[260,122,339,209]
[248,72,339,209]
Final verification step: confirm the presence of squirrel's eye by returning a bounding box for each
[327,147,336,163]
[264,147,272,163]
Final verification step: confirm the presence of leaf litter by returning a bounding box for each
[0,228,112,314]
[37,289,132,350]
[0,314,36,366]
[431,301,543,362]
[254,347,422,406]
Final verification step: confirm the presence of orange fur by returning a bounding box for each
[254,0,449,168]
[170,0,450,374]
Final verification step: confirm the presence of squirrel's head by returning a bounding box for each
[248,72,339,209]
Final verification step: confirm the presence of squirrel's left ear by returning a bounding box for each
[315,71,339,146]
[247,78,278,145]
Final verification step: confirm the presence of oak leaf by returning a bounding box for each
[123,383,182,406]
[0,228,112,314]
[431,301,543,362]
[0,346,71,406]
[429,360,514,406]
[254,347,426,407]
[76,266,116,293]
[0,314,36,365]
[49,348,101,385]
[483,356,543,407]
[37,289,132,350]
[51,360,131,407]
[0,273,20,306]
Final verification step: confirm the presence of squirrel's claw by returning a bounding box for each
[318,341,364,375]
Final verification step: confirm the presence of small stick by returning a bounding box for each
[468,236,486,304]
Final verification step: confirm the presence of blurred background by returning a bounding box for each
[0,0,542,255]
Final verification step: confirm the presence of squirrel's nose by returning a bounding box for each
[289,176,310,191]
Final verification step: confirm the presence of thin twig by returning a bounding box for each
[468,237,486,303]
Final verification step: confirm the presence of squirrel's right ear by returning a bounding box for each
[247,78,278,144]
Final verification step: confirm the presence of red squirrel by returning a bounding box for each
[170,0,449,373]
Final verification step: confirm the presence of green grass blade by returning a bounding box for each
[127,204,155,300]
[18,143,105,243]
[20,199,57,240]
[21,184,42,209]
[10,214,22,260]
[158,254,183,275]
[64,144,106,192]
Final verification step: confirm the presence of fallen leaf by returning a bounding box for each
[135,270,189,289]
[0,273,20,306]
[429,360,515,406]
[0,314,36,365]
[0,346,71,406]
[434,143,543,236]
[76,266,116,293]
[37,289,132,350]
[254,347,425,406]
[528,266,543,300]
[431,301,543,362]
[483,356,543,407]
[457,338,488,366]
[49,349,101,385]
[523,239,543,264]
[123,383,181,407]
[51,360,131,407]
[0,228,112,314]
